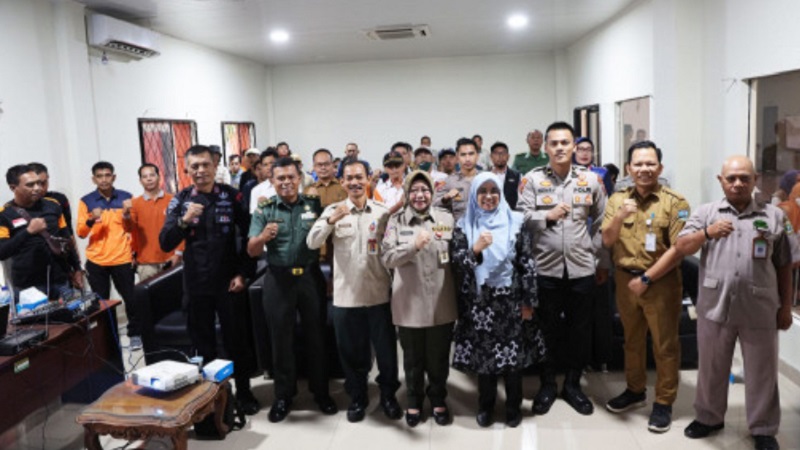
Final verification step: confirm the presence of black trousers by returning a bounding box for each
[478,372,523,412]
[86,260,137,335]
[333,303,400,405]
[397,323,453,409]
[185,289,254,389]
[263,266,329,401]
[537,274,595,371]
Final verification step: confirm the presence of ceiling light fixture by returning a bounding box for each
[507,14,529,30]
[270,30,289,43]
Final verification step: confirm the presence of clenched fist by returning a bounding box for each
[26,218,47,235]
[415,229,431,250]
[182,202,204,223]
[472,231,493,255]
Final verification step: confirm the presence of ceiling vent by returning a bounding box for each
[366,24,430,41]
[87,14,161,58]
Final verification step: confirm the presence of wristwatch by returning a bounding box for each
[177,217,189,229]
[640,274,652,286]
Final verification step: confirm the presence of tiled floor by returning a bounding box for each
[4,337,800,450]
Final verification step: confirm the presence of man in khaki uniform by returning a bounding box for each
[676,156,793,450]
[434,137,481,221]
[601,141,690,433]
[382,170,458,426]
[307,159,401,423]
[304,149,347,207]
[517,121,607,416]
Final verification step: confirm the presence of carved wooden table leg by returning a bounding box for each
[84,427,102,450]
[172,428,188,450]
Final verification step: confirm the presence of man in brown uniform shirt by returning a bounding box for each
[676,156,792,450]
[305,149,347,207]
[601,141,690,433]
[305,149,347,264]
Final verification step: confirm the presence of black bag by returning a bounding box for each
[194,383,246,440]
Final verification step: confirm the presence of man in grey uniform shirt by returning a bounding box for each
[517,121,607,416]
[676,156,793,450]
[434,137,481,221]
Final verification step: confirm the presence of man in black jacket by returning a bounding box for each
[489,142,521,209]
[0,164,82,299]
[160,145,260,415]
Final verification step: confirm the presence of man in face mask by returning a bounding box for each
[413,147,447,185]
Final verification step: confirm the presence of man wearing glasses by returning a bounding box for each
[305,149,347,208]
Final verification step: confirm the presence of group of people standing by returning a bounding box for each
[0,119,793,450]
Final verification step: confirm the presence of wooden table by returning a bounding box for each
[76,379,230,450]
[0,299,123,435]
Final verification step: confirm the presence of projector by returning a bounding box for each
[131,360,201,392]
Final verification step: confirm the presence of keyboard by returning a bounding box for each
[12,295,100,326]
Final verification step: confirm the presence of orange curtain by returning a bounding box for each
[172,123,193,190]
[238,123,252,157]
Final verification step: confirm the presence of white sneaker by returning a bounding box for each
[129,335,143,351]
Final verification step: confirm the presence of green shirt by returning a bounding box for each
[249,194,322,267]
[512,151,549,175]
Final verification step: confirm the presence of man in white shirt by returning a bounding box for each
[373,151,406,214]
[249,149,278,213]
[210,145,231,185]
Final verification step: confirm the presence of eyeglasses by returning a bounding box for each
[314,162,332,168]
[408,188,432,195]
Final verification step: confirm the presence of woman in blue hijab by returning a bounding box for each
[450,172,545,428]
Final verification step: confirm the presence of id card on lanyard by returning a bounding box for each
[752,219,769,260]
[645,213,656,252]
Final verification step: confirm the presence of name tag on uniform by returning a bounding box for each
[753,237,768,259]
[645,233,657,252]
[301,211,317,220]
[439,250,449,264]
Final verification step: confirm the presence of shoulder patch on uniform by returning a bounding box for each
[786,219,795,235]
[678,209,690,220]
[43,197,60,205]
[0,206,5,213]
[166,196,179,214]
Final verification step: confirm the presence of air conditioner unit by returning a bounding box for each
[87,14,161,58]
[366,24,430,41]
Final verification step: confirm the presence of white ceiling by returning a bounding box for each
[68,0,637,66]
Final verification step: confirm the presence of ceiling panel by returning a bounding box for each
[66,0,638,65]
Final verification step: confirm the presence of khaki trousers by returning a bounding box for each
[614,269,682,405]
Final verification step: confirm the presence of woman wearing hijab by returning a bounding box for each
[382,170,458,427]
[450,172,545,428]
[772,169,800,205]
[778,182,800,268]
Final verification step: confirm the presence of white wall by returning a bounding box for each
[89,27,271,193]
[566,0,654,169]
[269,53,558,165]
[0,0,271,201]
[0,0,91,198]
